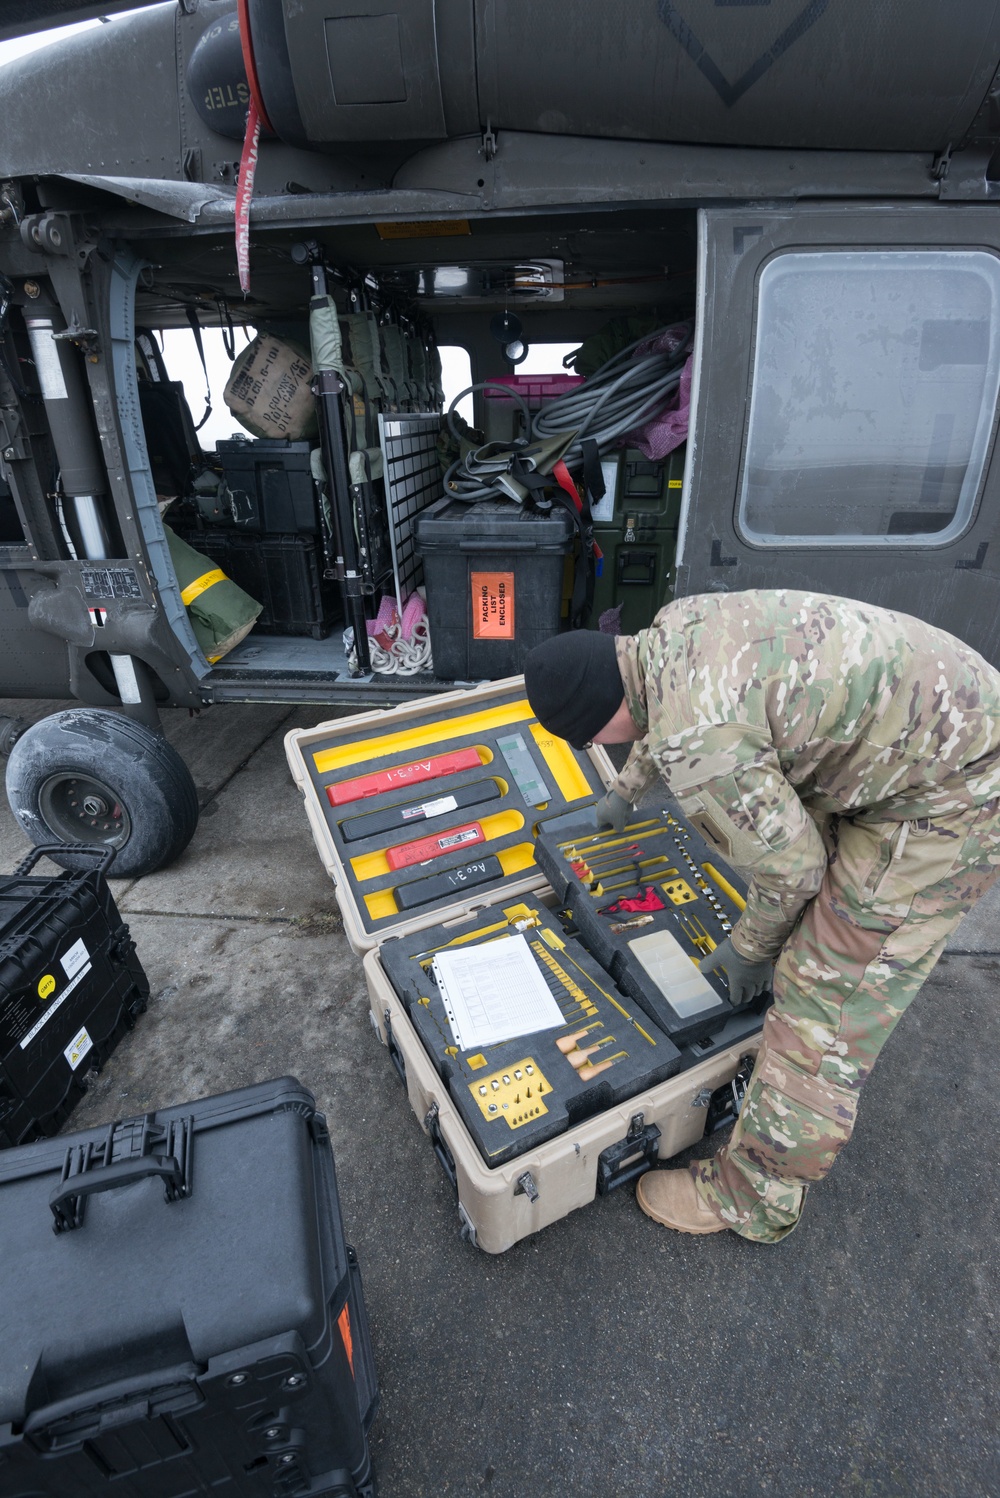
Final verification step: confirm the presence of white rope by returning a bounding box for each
[345,614,433,675]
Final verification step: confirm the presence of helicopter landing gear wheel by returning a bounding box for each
[5,708,199,878]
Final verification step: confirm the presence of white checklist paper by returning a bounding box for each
[432,935,564,1052]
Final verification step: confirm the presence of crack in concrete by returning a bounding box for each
[125,909,294,924]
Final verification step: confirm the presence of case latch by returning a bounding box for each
[596,1111,661,1195]
[705,1053,756,1135]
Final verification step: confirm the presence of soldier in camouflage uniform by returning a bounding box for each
[524,590,1000,1243]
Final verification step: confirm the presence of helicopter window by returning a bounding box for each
[737,249,1000,546]
[439,344,473,422]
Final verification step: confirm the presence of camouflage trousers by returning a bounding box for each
[691,797,1000,1243]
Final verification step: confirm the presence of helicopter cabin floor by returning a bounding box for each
[1,695,998,1498]
[202,630,461,704]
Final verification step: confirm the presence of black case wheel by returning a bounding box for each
[5,708,199,878]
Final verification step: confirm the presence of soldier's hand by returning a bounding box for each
[595,790,630,835]
[700,936,772,1007]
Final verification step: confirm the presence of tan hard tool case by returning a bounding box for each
[285,678,762,1253]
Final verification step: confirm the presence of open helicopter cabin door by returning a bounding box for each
[676,205,1000,667]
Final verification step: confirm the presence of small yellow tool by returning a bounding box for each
[469,1059,551,1130]
[559,822,663,856]
[677,913,717,957]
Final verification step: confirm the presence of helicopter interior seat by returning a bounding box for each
[135,327,208,506]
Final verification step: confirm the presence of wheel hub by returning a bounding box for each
[38,773,132,849]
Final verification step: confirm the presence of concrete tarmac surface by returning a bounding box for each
[2,698,999,1498]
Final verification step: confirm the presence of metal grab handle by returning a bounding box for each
[13,842,117,878]
[50,1153,184,1222]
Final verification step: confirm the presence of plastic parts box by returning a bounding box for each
[415,497,573,679]
[0,1077,379,1497]
[216,438,319,533]
[0,845,149,1149]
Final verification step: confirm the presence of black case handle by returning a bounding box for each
[50,1154,184,1216]
[50,1114,193,1233]
[13,842,117,878]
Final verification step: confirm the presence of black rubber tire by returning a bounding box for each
[5,708,199,878]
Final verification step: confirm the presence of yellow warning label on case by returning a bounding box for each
[38,974,55,999]
[472,571,514,640]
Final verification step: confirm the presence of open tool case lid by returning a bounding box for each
[285,677,615,953]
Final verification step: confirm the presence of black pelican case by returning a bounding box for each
[0,1077,379,1498]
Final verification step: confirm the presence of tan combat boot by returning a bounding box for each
[636,1166,729,1235]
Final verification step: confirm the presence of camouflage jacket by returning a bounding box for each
[613,590,1000,960]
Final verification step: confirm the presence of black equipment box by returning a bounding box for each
[216,438,320,533]
[175,527,341,639]
[0,1077,379,1498]
[534,811,771,1043]
[0,846,148,1150]
[415,497,573,679]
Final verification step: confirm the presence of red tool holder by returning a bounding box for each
[325,747,482,807]
[385,822,486,871]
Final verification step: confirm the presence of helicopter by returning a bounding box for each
[2,0,1000,877]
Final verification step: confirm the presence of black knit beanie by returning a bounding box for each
[523,630,624,748]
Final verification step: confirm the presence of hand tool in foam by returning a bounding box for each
[339,778,502,843]
[588,861,676,894]
[576,849,673,877]
[326,746,484,806]
[385,820,487,871]
[578,1051,628,1081]
[610,915,655,934]
[568,1036,616,1069]
[556,1024,602,1054]
[540,935,658,1046]
[312,700,536,775]
[559,819,664,852]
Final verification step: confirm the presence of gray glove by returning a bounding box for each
[700,936,772,1007]
[595,790,630,835]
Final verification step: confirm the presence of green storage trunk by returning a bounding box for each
[590,445,684,633]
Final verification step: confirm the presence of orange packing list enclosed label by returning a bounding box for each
[472,572,515,640]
